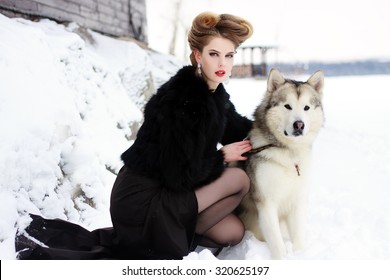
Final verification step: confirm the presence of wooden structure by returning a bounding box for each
[0,0,147,43]
[232,45,277,78]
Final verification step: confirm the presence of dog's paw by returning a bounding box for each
[292,239,305,252]
[269,245,287,260]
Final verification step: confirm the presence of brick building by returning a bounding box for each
[0,0,147,43]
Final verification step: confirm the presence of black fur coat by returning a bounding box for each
[121,65,252,192]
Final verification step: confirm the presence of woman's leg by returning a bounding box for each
[194,167,250,247]
[197,214,245,248]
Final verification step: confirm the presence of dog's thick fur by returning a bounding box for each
[239,68,324,259]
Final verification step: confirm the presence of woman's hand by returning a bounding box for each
[220,140,252,163]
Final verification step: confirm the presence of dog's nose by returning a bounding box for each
[293,121,305,136]
[294,121,305,130]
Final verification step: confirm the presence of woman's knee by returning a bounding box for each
[226,218,245,246]
[215,214,246,246]
[226,167,250,195]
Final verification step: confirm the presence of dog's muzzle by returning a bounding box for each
[285,121,305,136]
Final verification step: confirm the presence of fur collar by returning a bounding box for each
[166,65,229,101]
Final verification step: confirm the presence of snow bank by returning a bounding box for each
[0,14,181,258]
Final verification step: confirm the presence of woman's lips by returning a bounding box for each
[215,70,226,77]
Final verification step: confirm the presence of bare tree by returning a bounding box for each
[168,0,182,56]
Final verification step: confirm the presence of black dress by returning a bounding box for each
[16,168,198,260]
[15,65,252,259]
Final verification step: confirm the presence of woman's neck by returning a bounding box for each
[195,68,219,92]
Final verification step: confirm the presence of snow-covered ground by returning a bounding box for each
[1,14,390,260]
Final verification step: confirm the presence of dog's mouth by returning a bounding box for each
[295,130,304,136]
[284,130,304,137]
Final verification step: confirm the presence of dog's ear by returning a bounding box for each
[267,68,285,92]
[307,70,324,94]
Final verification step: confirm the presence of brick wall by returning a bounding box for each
[0,0,147,42]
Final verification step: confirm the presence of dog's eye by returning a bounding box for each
[284,104,292,110]
[304,105,310,111]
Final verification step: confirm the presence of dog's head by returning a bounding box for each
[256,68,324,146]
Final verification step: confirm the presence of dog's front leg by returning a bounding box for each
[286,204,306,252]
[259,203,286,259]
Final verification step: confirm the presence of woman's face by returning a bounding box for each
[195,37,236,90]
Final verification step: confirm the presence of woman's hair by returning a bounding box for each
[188,11,253,66]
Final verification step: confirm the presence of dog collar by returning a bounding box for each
[244,144,301,176]
[243,144,275,157]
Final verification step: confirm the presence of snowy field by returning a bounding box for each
[1,14,390,261]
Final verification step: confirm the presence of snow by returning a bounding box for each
[1,13,390,261]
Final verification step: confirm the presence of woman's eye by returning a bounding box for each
[284,104,292,110]
[304,105,310,111]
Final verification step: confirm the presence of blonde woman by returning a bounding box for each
[111,12,254,259]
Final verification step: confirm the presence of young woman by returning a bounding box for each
[15,11,254,260]
[109,11,254,259]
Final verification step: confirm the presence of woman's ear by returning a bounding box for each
[193,49,201,64]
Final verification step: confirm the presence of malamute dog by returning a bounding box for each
[239,68,324,259]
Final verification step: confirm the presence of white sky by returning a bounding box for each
[145,0,390,63]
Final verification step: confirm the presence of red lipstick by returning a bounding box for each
[215,70,225,77]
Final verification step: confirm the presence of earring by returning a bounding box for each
[197,63,202,76]
[224,73,231,85]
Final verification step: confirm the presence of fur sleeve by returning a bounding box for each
[220,99,253,145]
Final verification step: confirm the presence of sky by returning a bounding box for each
[145,0,390,63]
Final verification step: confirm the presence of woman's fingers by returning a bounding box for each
[222,140,252,162]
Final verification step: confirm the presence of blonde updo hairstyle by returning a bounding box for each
[188,11,253,67]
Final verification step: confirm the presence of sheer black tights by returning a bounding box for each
[194,167,250,248]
